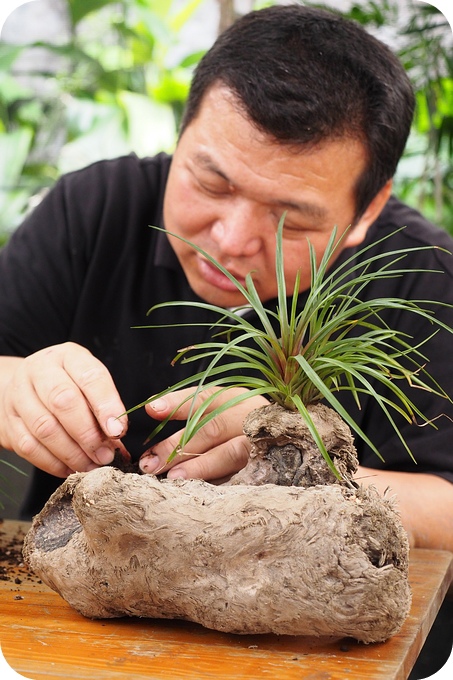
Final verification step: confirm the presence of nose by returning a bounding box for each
[210,202,265,258]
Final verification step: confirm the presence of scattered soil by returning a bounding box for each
[0,518,42,588]
[0,449,137,592]
[0,450,137,590]
[111,448,141,474]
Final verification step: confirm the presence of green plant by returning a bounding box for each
[130,218,453,478]
[0,457,27,511]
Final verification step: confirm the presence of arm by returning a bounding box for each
[0,163,150,477]
[0,344,129,477]
[355,466,453,552]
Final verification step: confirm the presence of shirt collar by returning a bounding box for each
[153,227,181,270]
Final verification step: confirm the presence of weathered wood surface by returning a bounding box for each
[23,468,411,642]
[1,519,452,680]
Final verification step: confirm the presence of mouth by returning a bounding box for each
[197,255,248,292]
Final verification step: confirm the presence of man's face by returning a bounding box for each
[163,85,387,307]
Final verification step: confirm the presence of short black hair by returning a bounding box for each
[180,4,415,221]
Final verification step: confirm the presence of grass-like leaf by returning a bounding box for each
[0,458,28,511]
[129,218,453,473]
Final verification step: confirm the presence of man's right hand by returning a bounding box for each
[0,342,129,477]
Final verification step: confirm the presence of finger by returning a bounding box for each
[8,382,112,472]
[144,388,267,462]
[61,344,128,438]
[155,407,241,462]
[17,370,117,468]
[139,443,197,475]
[8,410,86,478]
[9,388,130,475]
[27,345,127,460]
[139,407,242,475]
[144,387,209,421]
[145,386,262,423]
[166,435,251,482]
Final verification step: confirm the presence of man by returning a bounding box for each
[0,5,452,557]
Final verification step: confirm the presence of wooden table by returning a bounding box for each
[1,519,452,680]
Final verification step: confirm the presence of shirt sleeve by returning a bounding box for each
[0,153,158,358]
[342,226,453,483]
[0,175,84,356]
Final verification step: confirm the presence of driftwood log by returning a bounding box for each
[23,461,411,643]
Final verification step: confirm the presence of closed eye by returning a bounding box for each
[192,170,233,197]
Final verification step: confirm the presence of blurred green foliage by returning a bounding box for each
[340,0,453,232]
[0,0,206,241]
[0,0,452,243]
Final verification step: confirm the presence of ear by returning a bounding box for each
[343,179,393,248]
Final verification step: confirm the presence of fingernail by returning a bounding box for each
[139,454,161,474]
[167,467,187,480]
[94,447,114,465]
[107,417,124,437]
[149,398,167,413]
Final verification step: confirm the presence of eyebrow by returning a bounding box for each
[193,152,230,182]
[192,151,328,221]
[271,197,328,221]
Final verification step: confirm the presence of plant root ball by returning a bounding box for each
[229,402,359,487]
[23,467,411,643]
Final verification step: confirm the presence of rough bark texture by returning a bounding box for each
[23,463,411,643]
[229,402,358,487]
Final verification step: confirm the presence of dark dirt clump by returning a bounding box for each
[0,519,41,586]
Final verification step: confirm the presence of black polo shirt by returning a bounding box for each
[1,153,453,517]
